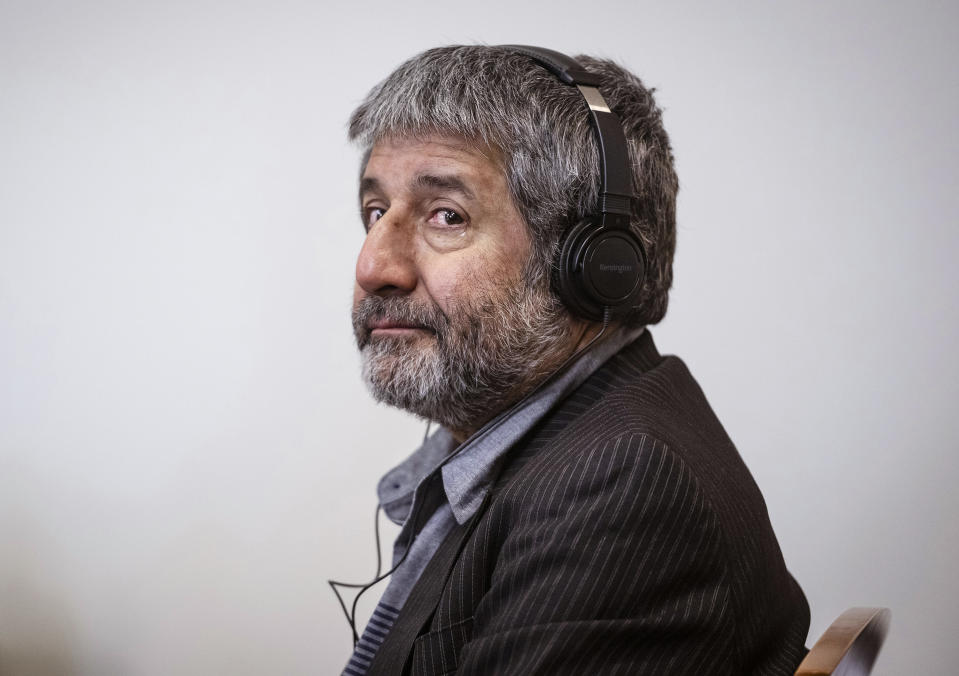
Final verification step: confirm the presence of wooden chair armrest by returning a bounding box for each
[795,607,891,676]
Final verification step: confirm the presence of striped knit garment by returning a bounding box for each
[341,499,458,676]
[342,603,399,676]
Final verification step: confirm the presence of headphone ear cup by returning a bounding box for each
[556,219,647,321]
[556,219,602,320]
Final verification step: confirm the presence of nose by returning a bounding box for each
[355,211,418,296]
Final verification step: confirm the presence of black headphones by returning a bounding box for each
[501,45,647,322]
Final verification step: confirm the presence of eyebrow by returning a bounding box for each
[358,173,476,202]
[410,173,476,201]
[359,176,383,202]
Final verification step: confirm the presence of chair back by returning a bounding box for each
[795,607,890,676]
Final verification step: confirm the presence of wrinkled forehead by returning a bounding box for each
[358,132,506,179]
[357,135,516,213]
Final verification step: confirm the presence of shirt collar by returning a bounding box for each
[377,326,645,526]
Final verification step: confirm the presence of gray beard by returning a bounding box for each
[352,280,573,435]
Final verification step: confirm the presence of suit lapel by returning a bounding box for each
[366,495,489,675]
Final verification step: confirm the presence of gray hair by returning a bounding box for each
[348,45,678,327]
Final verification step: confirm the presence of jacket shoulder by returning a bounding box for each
[483,344,810,673]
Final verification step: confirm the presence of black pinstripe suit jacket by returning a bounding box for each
[370,331,810,675]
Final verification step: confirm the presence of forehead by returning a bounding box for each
[361,135,506,191]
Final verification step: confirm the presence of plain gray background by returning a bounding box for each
[2,1,957,674]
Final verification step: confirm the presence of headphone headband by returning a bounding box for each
[499,45,634,228]
[499,45,647,321]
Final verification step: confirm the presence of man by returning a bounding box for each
[335,45,809,675]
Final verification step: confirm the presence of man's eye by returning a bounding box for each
[365,207,386,228]
[428,209,465,227]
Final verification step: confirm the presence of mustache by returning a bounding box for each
[352,295,449,348]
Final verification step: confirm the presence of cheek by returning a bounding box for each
[421,250,517,315]
[418,261,460,314]
[500,222,532,265]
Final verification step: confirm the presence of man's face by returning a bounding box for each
[352,135,575,439]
